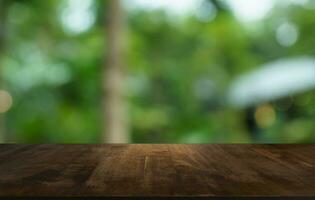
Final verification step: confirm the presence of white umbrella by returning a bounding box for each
[228,57,315,108]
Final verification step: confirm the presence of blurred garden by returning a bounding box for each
[1,0,315,143]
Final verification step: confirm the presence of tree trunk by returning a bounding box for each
[102,0,129,143]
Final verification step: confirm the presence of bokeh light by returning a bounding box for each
[254,104,276,129]
[60,0,96,34]
[276,22,299,47]
[0,90,13,114]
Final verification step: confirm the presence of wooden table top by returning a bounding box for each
[0,144,315,199]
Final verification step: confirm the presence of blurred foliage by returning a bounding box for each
[1,0,315,143]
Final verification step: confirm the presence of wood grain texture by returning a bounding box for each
[0,144,315,199]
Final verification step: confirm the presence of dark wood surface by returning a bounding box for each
[0,144,315,199]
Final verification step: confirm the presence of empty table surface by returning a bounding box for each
[0,144,315,199]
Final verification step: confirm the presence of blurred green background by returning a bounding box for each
[1,0,315,143]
